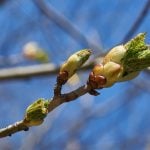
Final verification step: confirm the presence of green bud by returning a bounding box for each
[90,33,150,89]
[122,32,150,73]
[103,45,126,65]
[24,98,49,126]
[60,49,91,81]
[35,50,49,63]
[23,42,49,63]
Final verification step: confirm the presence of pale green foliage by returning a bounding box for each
[24,98,49,126]
[122,33,150,73]
[60,49,91,78]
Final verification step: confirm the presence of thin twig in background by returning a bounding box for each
[0,61,149,81]
[122,0,150,43]
[0,62,94,81]
[33,0,102,52]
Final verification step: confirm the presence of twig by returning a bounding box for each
[53,74,64,98]
[0,120,29,138]
[0,60,149,82]
[0,62,94,81]
[0,34,150,138]
[0,63,57,81]
[53,83,62,98]
[0,85,92,138]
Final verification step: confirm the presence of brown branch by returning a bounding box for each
[53,83,62,98]
[0,60,149,82]
[0,85,92,138]
[0,62,94,81]
[0,120,29,138]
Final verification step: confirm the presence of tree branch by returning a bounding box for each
[0,85,91,138]
[0,33,150,138]
[0,62,94,81]
[0,120,29,138]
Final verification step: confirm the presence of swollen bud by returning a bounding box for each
[23,42,49,63]
[88,64,106,89]
[102,62,123,87]
[122,33,150,73]
[24,99,49,127]
[103,45,126,64]
[88,62,123,88]
[59,49,91,84]
[88,33,150,89]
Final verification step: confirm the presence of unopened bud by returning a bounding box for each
[24,99,49,127]
[59,49,91,84]
[103,45,126,65]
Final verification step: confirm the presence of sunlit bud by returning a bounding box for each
[103,45,126,65]
[88,64,106,89]
[23,42,49,63]
[24,99,49,127]
[102,62,123,87]
[92,64,104,76]
[88,33,150,89]
[59,49,91,84]
[122,33,150,73]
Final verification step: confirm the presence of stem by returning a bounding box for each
[0,121,28,138]
[0,85,92,138]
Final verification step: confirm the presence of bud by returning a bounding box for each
[23,42,49,63]
[88,62,123,88]
[24,99,49,127]
[122,33,150,73]
[59,49,91,84]
[102,62,123,87]
[103,45,126,64]
[89,32,150,89]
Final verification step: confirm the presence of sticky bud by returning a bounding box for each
[88,64,106,89]
[92,64,104,75]
[88,71,106,89]
[103,45,126,65]
[102,62,123,87]
[88,62,123,88]
[59,49,91,84]
[24,99,49,127]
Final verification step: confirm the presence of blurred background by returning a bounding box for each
[0,0,150,149]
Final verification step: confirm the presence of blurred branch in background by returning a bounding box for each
[0,59,149,81]
[122,0,150,43]
[0,55,96,80]
[0,63,57,81]
[33,0,102,53]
